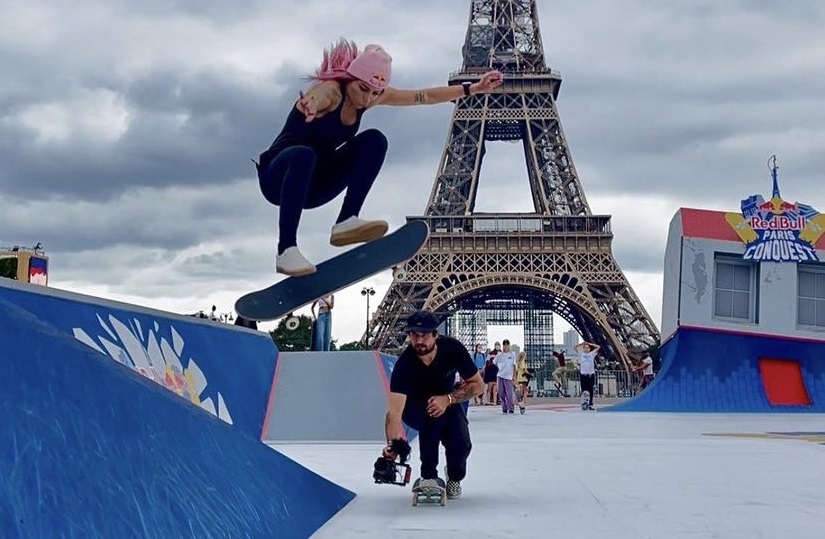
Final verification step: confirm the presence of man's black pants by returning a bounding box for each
[402,403,472,481]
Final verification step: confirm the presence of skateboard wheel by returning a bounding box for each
[392,268,407,281]
[285,316,300,331]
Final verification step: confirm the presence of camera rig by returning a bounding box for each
[373,438,412,486]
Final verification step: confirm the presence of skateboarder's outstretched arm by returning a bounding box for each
[373,70,503,107]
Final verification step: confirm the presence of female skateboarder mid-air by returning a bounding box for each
[256,38,503,276]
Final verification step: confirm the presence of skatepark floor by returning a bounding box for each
[272,401,825,539]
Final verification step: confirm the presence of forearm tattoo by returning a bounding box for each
[449,383,479,403]
[413,91,426,103]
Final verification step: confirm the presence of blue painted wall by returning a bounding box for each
[0,297,354,538]
[609,326,825,412]
[0,281,276,439]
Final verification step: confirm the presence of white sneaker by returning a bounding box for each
[275,247,316,276]
[329,216,388,247]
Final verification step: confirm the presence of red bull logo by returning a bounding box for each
[779,201,798,212]
[748,215,806,231]
[725,161,822,263]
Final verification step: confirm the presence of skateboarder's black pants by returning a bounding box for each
[403,402,471,482]
[257,129,388,254]
[581,373,595,406]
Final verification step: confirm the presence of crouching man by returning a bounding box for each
[383,310,484,499]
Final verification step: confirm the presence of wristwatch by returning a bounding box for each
[462,82,472,96]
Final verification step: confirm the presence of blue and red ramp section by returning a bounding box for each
[609,325,825,412]
[0,279,354,538]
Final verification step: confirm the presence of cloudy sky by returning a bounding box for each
[2,0,825,346]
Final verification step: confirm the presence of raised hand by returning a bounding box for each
[476,70,504,91]
[296,90,319,122]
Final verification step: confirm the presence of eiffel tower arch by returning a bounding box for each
[368,0,660,365]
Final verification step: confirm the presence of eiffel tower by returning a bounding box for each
[368,0,660,364]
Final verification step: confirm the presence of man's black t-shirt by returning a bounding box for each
[390,336,477,405]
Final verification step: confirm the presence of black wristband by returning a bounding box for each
[462,82,471,96]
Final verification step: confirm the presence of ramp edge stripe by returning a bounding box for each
[260,351,282,441]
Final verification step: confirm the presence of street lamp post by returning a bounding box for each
[360,287,375,348]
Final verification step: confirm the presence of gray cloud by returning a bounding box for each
[542,1,825,205]
[3,0,825,339]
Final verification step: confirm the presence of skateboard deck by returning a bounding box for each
[235,220,429,321]
[411,484,446,507]
[581,390,591,411]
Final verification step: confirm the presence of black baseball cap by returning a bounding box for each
[404,310,440,332]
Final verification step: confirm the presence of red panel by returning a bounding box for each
[679,207,825,249]
[759,358,811,406]
[680,208,741,243]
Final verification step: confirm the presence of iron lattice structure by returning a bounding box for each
[446,292,555,369]
[368,0,660,365]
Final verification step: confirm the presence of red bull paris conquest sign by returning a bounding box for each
[725,157,824,263]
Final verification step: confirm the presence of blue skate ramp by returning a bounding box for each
[0,278,277,440]
[609,326,825,413]
[0,295,354,538]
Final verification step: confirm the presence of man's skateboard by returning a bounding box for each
[581,390,591,411]
[411,479,446,507]
[235,220,429,321]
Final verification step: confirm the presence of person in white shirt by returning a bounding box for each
[632,354,655,391]
[574,341,600,410]
[494,339,517,414]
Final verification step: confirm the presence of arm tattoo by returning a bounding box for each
[413,91,426,104]
[449,383,479,403]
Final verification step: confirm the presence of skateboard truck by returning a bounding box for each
[373,438,412,486]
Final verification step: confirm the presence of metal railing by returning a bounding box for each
[529,369,643,398]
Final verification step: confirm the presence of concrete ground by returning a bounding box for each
[273,402,825,539]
